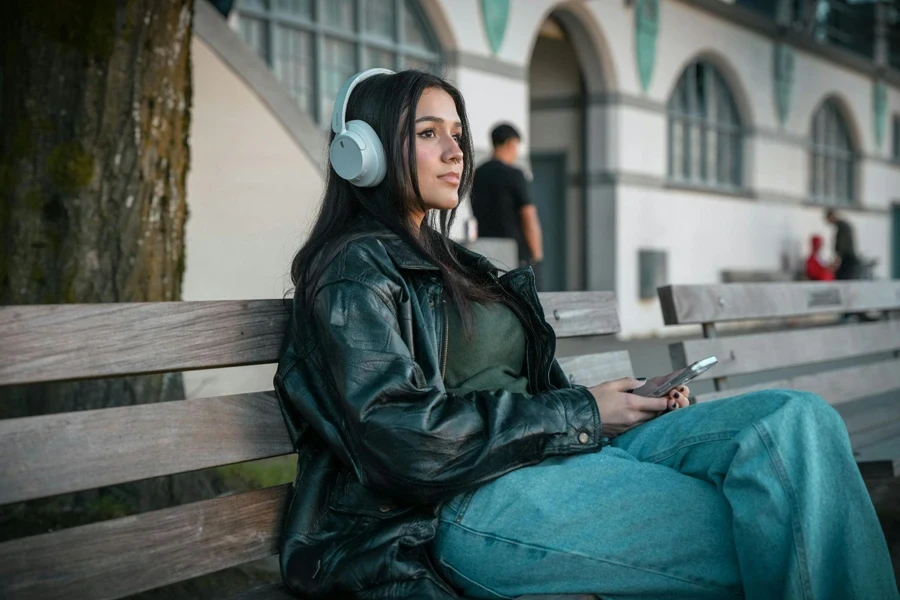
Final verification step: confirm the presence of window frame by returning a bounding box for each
[236,0,442,126]
[666,61,744,192]
[808,99,856,207]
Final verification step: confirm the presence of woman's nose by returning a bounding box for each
[444,139,463,163]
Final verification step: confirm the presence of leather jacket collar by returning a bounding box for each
[380,231,498,275]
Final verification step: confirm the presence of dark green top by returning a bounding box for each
[444,299,530,396]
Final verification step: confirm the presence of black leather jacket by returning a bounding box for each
[274,231,603,599]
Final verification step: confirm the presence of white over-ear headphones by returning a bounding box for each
[329,68,395,188]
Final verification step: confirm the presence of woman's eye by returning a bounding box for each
[452,133,463,143]
[417,129,436,138]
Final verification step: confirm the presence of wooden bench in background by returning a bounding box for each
[0,293,631,600]
[657,280,900,479]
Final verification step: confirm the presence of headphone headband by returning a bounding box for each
[331,68,395,135]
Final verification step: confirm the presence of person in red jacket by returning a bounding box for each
[806,234,835,281]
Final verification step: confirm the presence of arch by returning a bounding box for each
[665,50,754,127]
[524,1,618,93]
[524,1,618,293]
[808,94,859,206]
[809,93,863,154]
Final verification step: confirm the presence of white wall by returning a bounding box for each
[429,0,489,56]
[751,136,807,199]
[182,37,324,398]
[616,184,891,336]
[185,39,323,302]
[454,67,530,154]
[614,105,668,178]
[864,160,900,211]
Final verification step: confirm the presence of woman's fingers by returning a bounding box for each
[605,376,645,393]
[666,386,691,410]
[627,394,668,414]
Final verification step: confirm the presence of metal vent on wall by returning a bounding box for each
[639,249,668,300]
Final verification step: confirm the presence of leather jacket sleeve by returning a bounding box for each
[277,277,603,504]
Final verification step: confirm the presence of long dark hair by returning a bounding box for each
[290,70,503,335]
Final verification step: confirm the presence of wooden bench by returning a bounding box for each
[657,281,900,479]
[0,293,632,600]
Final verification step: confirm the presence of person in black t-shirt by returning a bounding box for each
[471,124,543,267]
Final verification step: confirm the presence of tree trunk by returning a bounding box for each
[1,0,193,306]
[0,0,214,536]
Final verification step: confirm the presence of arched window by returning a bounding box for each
[236,0,441,126]
[668,61,743,189]
[809,99,855,205]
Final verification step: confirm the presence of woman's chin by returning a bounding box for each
[425,196,460,212]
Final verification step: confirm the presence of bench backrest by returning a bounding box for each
[0,292,629,600]
[657,281,900,475]
[658,281,900,400]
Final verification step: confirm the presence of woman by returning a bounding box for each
[274,69,897,600]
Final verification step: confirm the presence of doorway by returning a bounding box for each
[528,10,612,292]
[531,153,567,291]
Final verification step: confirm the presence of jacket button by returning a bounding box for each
[379,504,392,513]
[578,432,590,444]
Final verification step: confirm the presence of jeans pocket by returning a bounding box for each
[441,487,478,525]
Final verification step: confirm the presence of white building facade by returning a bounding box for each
[184,0,900,355]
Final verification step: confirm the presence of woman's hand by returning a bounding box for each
[588,378,667,438]
[588,379,692,438]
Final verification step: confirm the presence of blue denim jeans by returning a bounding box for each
[432,390,898,599]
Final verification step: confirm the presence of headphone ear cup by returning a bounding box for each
[329,120,387,188]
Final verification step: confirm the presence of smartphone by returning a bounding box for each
[629,356,719,398]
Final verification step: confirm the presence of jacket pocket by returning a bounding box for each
[327,469,416,520]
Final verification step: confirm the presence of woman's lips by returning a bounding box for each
[438,173,460,185]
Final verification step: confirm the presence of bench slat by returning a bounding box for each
[0,301,286,387]
[693,359,900,405]
[834,394,900,438]
[851,417,900,477]
[671,321,900,380]
[0,294,619,386]
[0,392,291,506]
[538,292,619,338]
[850,414,900,453]
[0,485,289,600]
[0,352,630,506]
[853,435,900,477]
[658,281,900,325]
[558,351,633,387]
